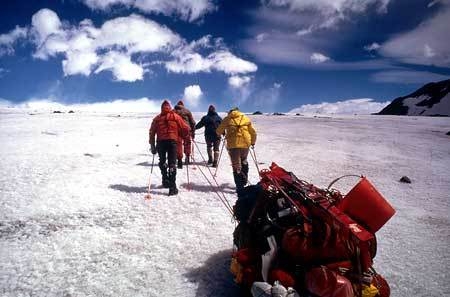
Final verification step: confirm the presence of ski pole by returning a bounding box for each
[145,153,156,199]
[214,137,226,177]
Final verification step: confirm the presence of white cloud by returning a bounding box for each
[166,48,258,75]
[289,98,391,115]
[82,0,134,10]
[424,44,436,58]
[243,1,392,69]
[16,9,256,81]
[81,0,216,22]
[243,27,399,70]
[0,26,28,56]
[135,0,216,22]
[296,27,312,36]
[63,51,99,76]
[263,0,391,28]
[364,42,380,51]
[427,0,448,8]
[165,52,212,73]
[183,85,203,107]
[256,33,267,42]
[310,52,330,63]
[95,51,144,81]
[0,97,163,112]
[27,11,177,80]
[380,5,450,67]
[164,35,224,73]
[31,8,62,45]
[95,14,181,53]
[371,70,449,84]
[228,75,252,89]
[210,51,258,74]
[271,0,391,13]
[33,34,70,59]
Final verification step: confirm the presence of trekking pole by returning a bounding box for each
[191,136,195,159]
[145,153,156,199]
[214,137,226,177]
[250,146,261,176]
[186,154,191,191]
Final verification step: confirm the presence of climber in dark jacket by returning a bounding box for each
[195,105,222,167]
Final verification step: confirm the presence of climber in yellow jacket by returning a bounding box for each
[216,107,257,194]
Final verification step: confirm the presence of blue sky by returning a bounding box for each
[0,0,449,113]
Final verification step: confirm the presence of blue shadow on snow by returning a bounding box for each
[184,249,241,297]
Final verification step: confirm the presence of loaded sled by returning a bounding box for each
[230,163,395,297]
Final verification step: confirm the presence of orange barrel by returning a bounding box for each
[337,177,395,233]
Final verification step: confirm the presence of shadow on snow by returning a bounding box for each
[109,184,148,193]
[136,161,157,167]
[184,249,241,297]
[109,181,237,196]
[179,182,236,195]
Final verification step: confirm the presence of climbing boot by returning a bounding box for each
[242,163,249,185]
[212,151,219,167]
[168,167,178,196]
[207,147,213,164]
[233,171,246,195]
[169,186,179,196]
[159,163,170,188]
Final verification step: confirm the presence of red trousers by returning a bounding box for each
[177,136,192,159]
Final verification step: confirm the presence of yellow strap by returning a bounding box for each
[362,284,379,297]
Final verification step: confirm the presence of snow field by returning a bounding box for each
[1,110,449,296]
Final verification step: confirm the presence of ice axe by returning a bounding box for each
[145,153,156,199]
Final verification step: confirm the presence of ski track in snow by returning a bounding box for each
[0,110,449,297]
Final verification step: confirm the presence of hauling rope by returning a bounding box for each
[147,103,395,297]
[191,139,235,217]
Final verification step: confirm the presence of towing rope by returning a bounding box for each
[192,140,235,218]
[327,174,362,190]
[249,146,261,176]
[213,138,226,177]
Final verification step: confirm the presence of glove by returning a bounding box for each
[251,144,255,149]
[150,144,157,155]
[191,132,195,139]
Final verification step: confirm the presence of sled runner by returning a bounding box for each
[231,163,395,297]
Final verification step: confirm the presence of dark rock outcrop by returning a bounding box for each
[378,79,450,116]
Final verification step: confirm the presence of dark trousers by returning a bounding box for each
[157,140,177,169]
[206,139,221,152]
[157,140,178,191]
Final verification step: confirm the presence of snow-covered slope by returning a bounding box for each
[379,79,450,116]
[1,110,449,296]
